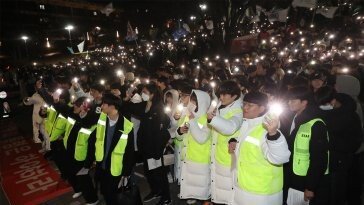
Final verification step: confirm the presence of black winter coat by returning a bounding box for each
[319,93,363,171]
[127,101,171,160]
[284,105,329,192]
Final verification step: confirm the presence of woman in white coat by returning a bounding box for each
[177,90,211,201]
[230,92,290,205]
[207,81,243,204]
[23,80,47,147]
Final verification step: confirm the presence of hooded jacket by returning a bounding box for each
[178,89,212,200]
[164,89,180,138]
[209,97,244,204]
[24,92,45,124]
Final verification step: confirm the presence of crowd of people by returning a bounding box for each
[2,19,363,205]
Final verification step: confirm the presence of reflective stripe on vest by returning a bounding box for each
[95,113,107,161]
[215,108,242,167]
[184,114,211,164]
[45,106,57,135]
[293,118,329,176]
[50,114,67,142]
[63,117,76,147]
[238,124,283,194]
[95,113,134,176]
[74,125,97,161]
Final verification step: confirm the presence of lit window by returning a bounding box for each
[40,5,45,10]
[93,11,97,16]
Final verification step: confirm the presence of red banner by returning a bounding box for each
[0,134,71,205]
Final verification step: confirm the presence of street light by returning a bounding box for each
[199,3,207,11]
[21,35,29,58]
[65,24,74,44]
[21,35,29,42]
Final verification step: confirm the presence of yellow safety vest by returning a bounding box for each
[45,106,57,136]
[50,114,67,142]
[237,124,283,195]
[293,118,329,176]
[214,108,243,167]
[95,113,134,176]
[182,114,211,164]
[74,125,97,161]
[63,117,76,148]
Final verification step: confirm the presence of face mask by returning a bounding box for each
[141,93,150,102]
[320,104,334,110]
[187,102,197,113]
[131,93,142,103]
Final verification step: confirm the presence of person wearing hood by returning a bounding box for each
[173,84,194,182]
[230,91,290,205]
[335,74,364,129]
[284,86,330,205]
[207,80,243,204]
[23,79,46,144]
[335,74,364,205]
[314,86,363,205]
[163,89,181,183]
[177,90,212,203]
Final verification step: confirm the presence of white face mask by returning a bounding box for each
[131,93,142,103]
[320,104,334,110]
[187,102,197,113]
[141,93,150,102]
